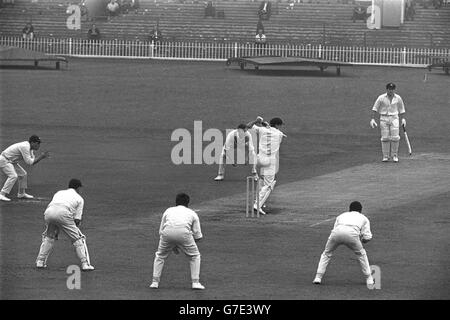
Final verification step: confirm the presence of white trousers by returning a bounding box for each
[316,229,371,278]
[0,158,28,194]
[256,154,278,207]
[152,228,201,283]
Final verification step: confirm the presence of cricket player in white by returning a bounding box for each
[246,116,285,215]
[313,201,374,286]
[370,82,406,163]
[214,124,257,181]
[36,179,94,271]
[150,193,205,290]
[0,135,50,201]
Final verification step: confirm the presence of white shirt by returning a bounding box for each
[1,141,35,165]
[252,125,284,156]
[107,1,119,11]
[255,34,266,43]
[332,211,372,241]
[372,93,405,116]
[223,129,255,155]
[159,205,203,239]
[47,188,84,220]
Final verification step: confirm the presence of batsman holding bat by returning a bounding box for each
[370,82,407,163]
[35,179,94,271]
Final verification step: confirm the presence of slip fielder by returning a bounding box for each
[150,193,205,290]
[370,82,407,163]
[35,179,94,271]
[214,124,257,181]
[246,116,285,215]
[312,201,374,287]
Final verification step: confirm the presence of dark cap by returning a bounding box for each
[386,82,396,90]
[68,179,82,189]
[28,135,41,143]
[269,117,283,127]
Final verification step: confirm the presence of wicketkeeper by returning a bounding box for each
[214,124,257,181]
[150,193,205,290]
[370,82,407,163]
[35,179,94,271]
[312,201,374,287]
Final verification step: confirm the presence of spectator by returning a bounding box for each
[204,1,215,18]
[256,18,265,34]
[87,23,101,40]
[405,0,416,21]
[107,0,120,18]
[258,1,272,20]
[150,24,162,42]
[121,0,139,14]
[352,4,369,22]
[286,0,295,10]
[79,0,89,22]
[432,0,443,8]
[131,0,139,14]
[255,28,266,45]
[22,22,34,40]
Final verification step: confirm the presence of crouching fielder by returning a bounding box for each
[313,201,374,287]
[246,116,285,215]
[214,124,257,181]
[0,135,50,201]
[150,193,205,290]
[36,179,94,271]
[370,82,406,163]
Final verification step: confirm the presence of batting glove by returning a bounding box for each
[370,119,378,128]
[401,118,406,127]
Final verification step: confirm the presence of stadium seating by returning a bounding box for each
[0,0,449,47]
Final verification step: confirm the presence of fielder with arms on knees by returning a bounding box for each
[36,179,94,271]
[312,201,374,287]
[370,82,406,163]
[246,116,285,215]
[0,135,50,202]
[150,193,205,290]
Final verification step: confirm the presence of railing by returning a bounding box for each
[1,36,449,66]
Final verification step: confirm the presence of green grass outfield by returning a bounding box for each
[0,59,449,300]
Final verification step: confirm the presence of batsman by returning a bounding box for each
[370,82,407,163]
[246,116,285,215]
[35,179,94,271]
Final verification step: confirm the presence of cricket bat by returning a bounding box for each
[402,124,412,155]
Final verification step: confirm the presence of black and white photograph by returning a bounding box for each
[0,0,449,313]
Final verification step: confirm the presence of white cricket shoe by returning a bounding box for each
[192,282,205,290]
[81,263,95,271]
[214,175,224,181]
[254,204,266,215]
[17,193,34,199]
[149,281,159,289]
[382,156,389,162]
[366,275,375,287]
[392,155,399,163]
[0,194,11,201]
[313,277,322,284]
[36,260,47,269]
